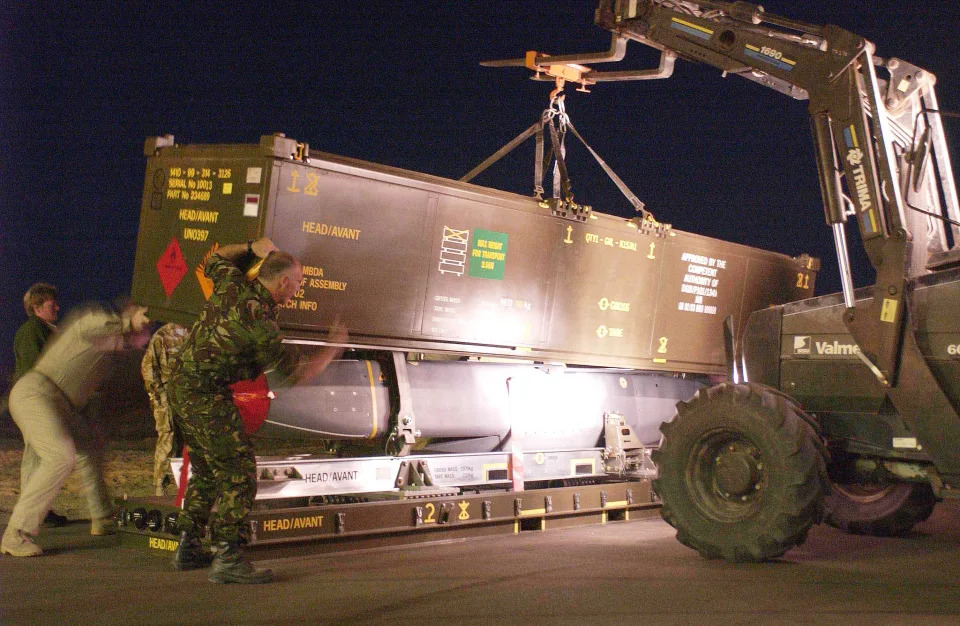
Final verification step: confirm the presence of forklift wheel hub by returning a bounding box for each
[716,450,756,496]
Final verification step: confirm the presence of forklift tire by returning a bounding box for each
[824,482,937,537]
[652,382,827,562]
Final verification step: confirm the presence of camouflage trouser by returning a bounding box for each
[170,386,257,544]
[146,389,176,491]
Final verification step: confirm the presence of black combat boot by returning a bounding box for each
[172,532,213,571]
[208,542,273,584]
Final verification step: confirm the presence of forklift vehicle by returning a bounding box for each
[486,0,960,561]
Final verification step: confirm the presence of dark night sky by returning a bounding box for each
[2,1,959,378]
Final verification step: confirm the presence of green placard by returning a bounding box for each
[468,229,509,280]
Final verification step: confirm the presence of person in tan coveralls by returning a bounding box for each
[141,322,189,496]
[1,303,150,557]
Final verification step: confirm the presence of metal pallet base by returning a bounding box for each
[116,480,660,559]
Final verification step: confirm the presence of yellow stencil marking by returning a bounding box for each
[305,173,319,197]
[443,226,468,242]
[880,298,898,323]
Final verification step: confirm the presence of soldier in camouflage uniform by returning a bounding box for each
[169,237,301,584]
[141,322,188,496]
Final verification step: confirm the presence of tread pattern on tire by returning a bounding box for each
[653,382,827,562]
[824,482,937,537]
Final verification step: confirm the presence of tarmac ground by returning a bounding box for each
[2,500,959,624]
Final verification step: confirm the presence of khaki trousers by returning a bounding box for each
[147,389,175,490]
[6,372,111,536]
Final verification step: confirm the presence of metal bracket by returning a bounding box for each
[543,197,591,222]
[394,459,435,490]
[481,33,629,92]
[628,214,671,238]
[881,58,933,113]
[259,133,306,160]
[387,352,419,456]
[602,412,651,476]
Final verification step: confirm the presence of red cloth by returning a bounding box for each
[175,448,190,508]
[230,373,272,434]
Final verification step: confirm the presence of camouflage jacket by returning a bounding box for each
[171,254,291,395]
[141,322,189,394]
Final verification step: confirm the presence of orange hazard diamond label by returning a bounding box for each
[156,238,188,297]
[195,243,220,300]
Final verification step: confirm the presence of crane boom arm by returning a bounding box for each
[600,0,910,384]
[488,0,960,387]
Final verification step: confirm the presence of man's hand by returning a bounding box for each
[215,238,281,264]
[327,319,348,345]
[130,306,150,332]
[251,237,279,258]
[294,320,349,385]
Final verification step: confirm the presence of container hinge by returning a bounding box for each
[259,133,307,160]
[144,134,175,156]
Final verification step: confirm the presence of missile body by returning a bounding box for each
[259,358,705,453]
